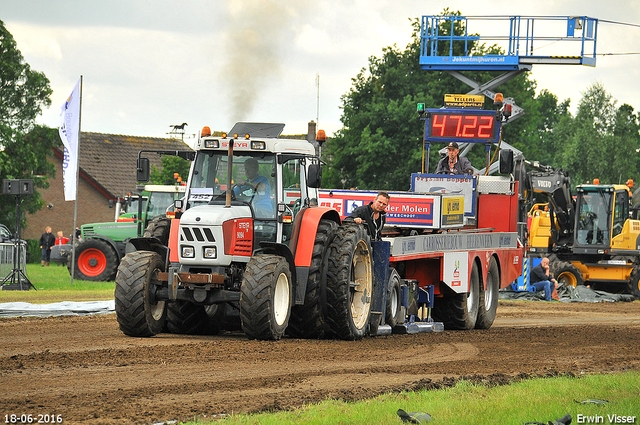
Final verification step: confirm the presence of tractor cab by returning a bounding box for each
[177,123,321,267]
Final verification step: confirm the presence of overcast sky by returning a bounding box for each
[3,0,640,147]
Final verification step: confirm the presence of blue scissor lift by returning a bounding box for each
[420,15,598,120]
[419,15,599,291]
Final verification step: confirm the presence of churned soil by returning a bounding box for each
[1,300,639,424]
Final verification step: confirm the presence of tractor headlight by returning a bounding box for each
[181,246,195,258]
[203,246,217,259]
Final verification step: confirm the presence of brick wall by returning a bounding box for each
[24,155,116,240]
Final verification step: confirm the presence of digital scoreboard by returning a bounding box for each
[424,109,501,144]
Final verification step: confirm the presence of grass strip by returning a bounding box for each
[183,371,640,425]
[0,264,114,303]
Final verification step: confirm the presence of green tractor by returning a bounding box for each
[53,185,185,281]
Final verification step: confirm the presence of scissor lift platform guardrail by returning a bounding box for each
[420,15,598,71]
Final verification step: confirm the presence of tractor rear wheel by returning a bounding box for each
[325,224,373,340]
[144,216,172,246]
[287,219,338,339]
[240,254,293,340]
[70,238,119,281]
[476,257,499,329]
[385,268,405,327]
[432,260,480,330]
[115,251,166,337]
[552,261,583,287]
[166,300,225,335]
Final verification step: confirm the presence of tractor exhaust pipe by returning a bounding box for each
[225,139,234,208]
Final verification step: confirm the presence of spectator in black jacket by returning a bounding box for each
[346,192,390,241]
[531,257,558,301]
[39,226,55,267]
[435,142,473,175]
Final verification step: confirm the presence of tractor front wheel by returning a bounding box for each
[144,216,172,246]
[240,254,293,340]
[114,251,166,337]
[166,300,226,335]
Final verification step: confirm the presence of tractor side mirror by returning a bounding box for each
[307,163,322,188]
[137,157,150,182]
[499,150,514,174]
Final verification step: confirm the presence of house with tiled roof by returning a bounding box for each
[24,132,192,240]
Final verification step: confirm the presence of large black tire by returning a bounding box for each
[144,216,172,246]
[70,238,119,281]
[628,266,640,298]
[287,219,338,339]
[240,254,293,340]
[166,301,225,335]
[432,260,480,330]
[385,268,406,327]
[115,251,167,337]
[476,257,499,329]
[325,224,373,340]
[551,260,584,287]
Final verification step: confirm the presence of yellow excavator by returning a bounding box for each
[525,166,640,297]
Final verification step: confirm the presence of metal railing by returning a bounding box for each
[420,15,598,71]
[0,242,27,281]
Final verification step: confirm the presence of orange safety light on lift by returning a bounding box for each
[593,178,600,185]
[627,179,634,188]
[201,126,211,137]
[316,129,326,146]
[493,93,504,108]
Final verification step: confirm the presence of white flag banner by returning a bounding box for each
[58,78,81,201]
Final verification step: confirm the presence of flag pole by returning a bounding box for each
[70,75,83,285]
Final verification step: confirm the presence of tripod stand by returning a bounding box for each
[1,194,36,291]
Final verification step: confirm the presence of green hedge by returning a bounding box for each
[27,239,40,264]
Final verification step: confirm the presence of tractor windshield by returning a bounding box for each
[576,191,611,246]
[147,191,181,219]
[189,151,276,219]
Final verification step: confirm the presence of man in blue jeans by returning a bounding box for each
[531,257,558,301]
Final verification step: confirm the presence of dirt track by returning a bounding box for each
[1,300,639,425]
